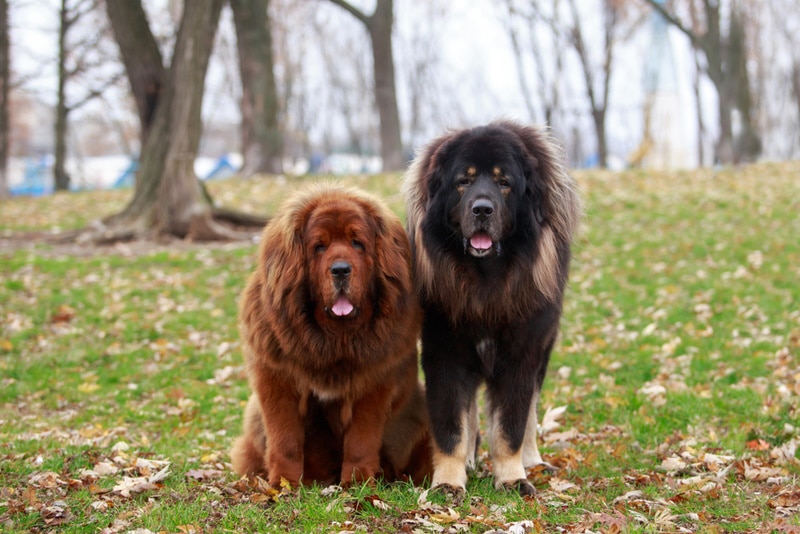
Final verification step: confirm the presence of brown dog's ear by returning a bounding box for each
[373,206,414,313]
[258,196,309,310]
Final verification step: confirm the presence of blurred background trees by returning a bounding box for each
[1,0,798,231]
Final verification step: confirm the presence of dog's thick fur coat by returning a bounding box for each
[403,121,580,495]
[231,184,431,487]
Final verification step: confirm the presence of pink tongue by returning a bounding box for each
[470,233,493,250]
[331,296,354,317]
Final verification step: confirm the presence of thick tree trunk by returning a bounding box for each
[107,0,229,239]
[0,0,9,199]
[105,0,165,149]
[95,0,266,243]
[231,0,282,176]
[328,0,405,171]
[368,0,404,171]
[54,0,71,191]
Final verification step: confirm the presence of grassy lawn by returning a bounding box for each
[1,163,799,533]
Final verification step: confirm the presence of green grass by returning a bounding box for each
[2,164,800,532]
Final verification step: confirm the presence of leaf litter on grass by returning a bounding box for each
[2,163,800,532]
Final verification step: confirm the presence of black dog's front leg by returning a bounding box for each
[421,316,481,493]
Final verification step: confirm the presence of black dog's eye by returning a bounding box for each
[457,177,471,187]
[351,239,364,250]
[498,179,511,188]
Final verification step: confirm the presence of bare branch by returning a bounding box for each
[326,0,370,26]
[641,0,700,47]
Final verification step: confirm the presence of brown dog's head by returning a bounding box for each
[303,199,377,324]
[259,184,413,331]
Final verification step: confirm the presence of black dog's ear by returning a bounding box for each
[423,135,456,201]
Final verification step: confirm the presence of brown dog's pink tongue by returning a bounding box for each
[470,233,493,250]
[332,296,354,316]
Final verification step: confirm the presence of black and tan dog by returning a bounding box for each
[403,121,580,496]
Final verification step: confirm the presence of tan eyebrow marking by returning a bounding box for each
[466,166,477,177]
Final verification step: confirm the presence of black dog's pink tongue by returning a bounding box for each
[470,233,493,250]
[332,295,354,316]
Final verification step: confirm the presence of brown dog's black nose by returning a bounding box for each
[472,198,494,220]
[331,261,352,278]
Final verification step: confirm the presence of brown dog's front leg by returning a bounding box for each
[255,371,305,488]
[340,385,393,485]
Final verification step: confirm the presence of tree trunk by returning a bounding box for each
[593,109,607,169]
[793,64,800,131]
[644,0,761,165]
[231,0,282,176]
[105,0,165,149]
[107,0,228,239]
[729,9,760,163]
[0,0,9,199]
[368,0,404,170]
[328,0,405,171]
[54,0,71,191]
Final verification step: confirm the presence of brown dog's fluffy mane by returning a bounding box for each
[240,183,419,394]
[403,121,581,324]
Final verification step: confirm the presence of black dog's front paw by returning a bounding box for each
[502,478,536,496]
[431,483,466,505]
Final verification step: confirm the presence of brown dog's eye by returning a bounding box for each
[315,244,327,254]
[351,239,364,250]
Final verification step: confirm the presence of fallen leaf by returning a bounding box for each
[41,500,71,526]
[51,304,76,323]
[747,439,771,451]
[540,405,568,435]
[548,477,578,493]
[185,469,225,481]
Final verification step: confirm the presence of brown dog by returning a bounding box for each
[230,184,431,487]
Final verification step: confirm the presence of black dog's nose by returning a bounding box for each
[472,198,494,220]
[331,261,352,278]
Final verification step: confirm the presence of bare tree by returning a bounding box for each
[504,0,566,127]
[326,0,404,171]
[644,0,761,164]
[566,0,643,168]
[312,14,375,155]
[231,0,282,176]
[507,0,639,168]
[0,0,8,199]
[93,0,264,242]
[54,0,122,191]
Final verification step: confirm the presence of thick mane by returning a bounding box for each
[243,184,419,379]
[403,121,581,324]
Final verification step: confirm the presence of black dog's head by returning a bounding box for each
[443,131,528,258]
[405,121,580,307]
[417,123,546,260]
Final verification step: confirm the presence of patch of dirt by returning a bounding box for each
[0,229,261,258]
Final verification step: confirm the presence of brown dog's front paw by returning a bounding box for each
[340,464,378,487]
[502,478,536,496]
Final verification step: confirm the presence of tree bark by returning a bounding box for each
[231,0,282,176]
[0,0,9,199]
[328,0,405,171]
[54,0,71,191]
[106,0,233,239]
[98,0,266,243]
[105,0,165,148]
